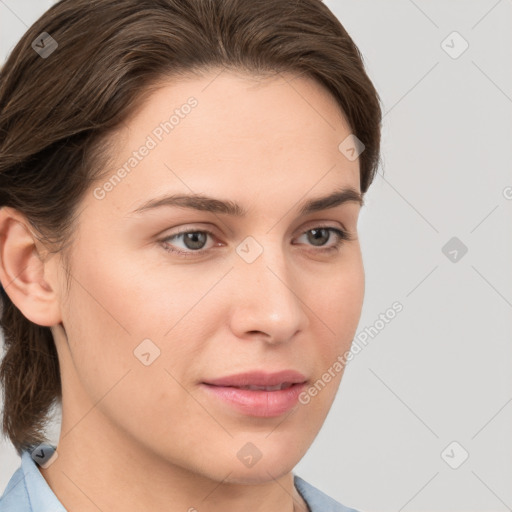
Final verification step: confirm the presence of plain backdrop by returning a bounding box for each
[1,1,511,511]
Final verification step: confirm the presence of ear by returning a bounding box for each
[0,206,62,327]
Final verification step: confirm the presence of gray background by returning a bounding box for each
[1,1,511,511]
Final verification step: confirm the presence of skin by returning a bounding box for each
[0,69,365,512]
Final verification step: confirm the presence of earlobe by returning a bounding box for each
[0,206,62,327]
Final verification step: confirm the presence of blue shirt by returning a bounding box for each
[1,450,360,512]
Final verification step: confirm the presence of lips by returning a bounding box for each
[200,370,308,417]
[202,370,308,388]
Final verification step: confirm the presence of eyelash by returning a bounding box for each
[160,226,352,259]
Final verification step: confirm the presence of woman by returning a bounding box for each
[0,0,382,510]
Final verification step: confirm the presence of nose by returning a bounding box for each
[228,239,310,345]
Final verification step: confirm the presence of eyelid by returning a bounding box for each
[159,221,349,243]
[299,218,350,235]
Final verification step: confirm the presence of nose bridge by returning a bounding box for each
[229,234,309,341]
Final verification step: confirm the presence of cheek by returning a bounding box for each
[305,254,364,383]
[61,282,134,405]
[316,253,364,332]
[59,257,157,400]
[60,248,214,401]
[301,263,364,413]
[60,272,198,441]
[337,269,365,334]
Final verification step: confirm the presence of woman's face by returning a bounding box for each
[49,69,365,483]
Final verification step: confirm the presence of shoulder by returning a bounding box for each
[0,464,31,511]
[294,475,362,512]
[0,448,66,512]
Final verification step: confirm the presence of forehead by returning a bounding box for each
[89,69,360,217]
[115,68,354,158]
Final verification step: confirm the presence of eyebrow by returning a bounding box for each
[130,186,363,217]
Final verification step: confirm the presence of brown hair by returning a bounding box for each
[0,0,382,455]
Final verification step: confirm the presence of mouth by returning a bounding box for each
[202,369,308,388]
[228,382,296,391]
[200,371,308,417]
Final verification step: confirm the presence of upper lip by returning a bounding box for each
[203,370,307,387]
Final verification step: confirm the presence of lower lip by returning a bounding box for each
[200,383,307,417]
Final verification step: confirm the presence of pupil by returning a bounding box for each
[184,232,207,250]
[309,228,328,246]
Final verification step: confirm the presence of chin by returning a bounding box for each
[221,463,297,485]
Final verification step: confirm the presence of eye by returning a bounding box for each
[160,228,218,258]
[160,226,352,258]
[294,226,352,253]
